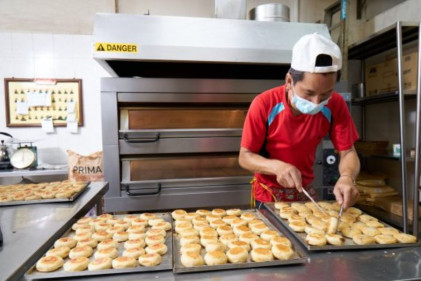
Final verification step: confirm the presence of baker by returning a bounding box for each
[239,33,360,210]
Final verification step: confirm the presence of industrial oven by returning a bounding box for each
[93,13,334,212]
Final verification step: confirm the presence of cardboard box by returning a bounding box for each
[364,51,418,96]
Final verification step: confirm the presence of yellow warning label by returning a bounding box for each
[95,42,138,53]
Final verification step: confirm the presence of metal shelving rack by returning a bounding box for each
[348,21,421,235]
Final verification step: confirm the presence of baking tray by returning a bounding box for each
[0,182,90,207]
[25,212,173,280]
[173,209,307,274]
[264,202,421,251]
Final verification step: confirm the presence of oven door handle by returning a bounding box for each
[124,183,162,196]
[123,133,160,143]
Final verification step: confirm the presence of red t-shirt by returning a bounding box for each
[241,84,359,202]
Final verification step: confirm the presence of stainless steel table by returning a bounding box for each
[0,182,108,281]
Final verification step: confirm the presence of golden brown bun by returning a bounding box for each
[270,236,292,247]
[95,223,112,231]
[251,248,274,262]
[46,246,70,258]
[196,209,211,216]
[325,233,345,245]
[289,221,307,232]
[112,256,137,269]
[228,240,250,252]
[250,223,270,235]
[219,233,238,246]
[233,225,252,236]
[138,253,162,266]
[145,243,168,255]
[222,215,238,224]
[113,231,129,242]
[272,244,294,260]
[106,226,125,235]
[305,233,327,246]
[140,212,157,221]
[97,239,119,250]
[180,235,200,246]
[88,257,112,271]
[145,235,165,246]
[274,202,289,209]
[361,226,381,237]
[358,214,378,223]
[326,217,339,234]
[204,250,228,265]
[92,231,113,242]
[240,212,256,222]
[94,247,118,259]
[239,232,259,244]
[200,235,219,247]
[152,221,172,231]
[230,218,248,228]
[128,232,147,240]
[113,220,131,230]
[251,238,271,249]
[212,208,226,217]
[123,214,140,223]
[210,219,226,229]
[341,227,362,239]
[131,219,148,227]
[178,228,199,237]
[63,257,89,272]
[352,234,375,245]
[199,227,218,237]
[226,208,242,216]
[374,234,397,244]
[378,227,399,235]
[180,251,204,267]
[36,256,64,272]
[148,218,164,226]
[304,225,325,235]
[205,242,227,252]
[122,247,146,259]
[124,239,146,249]
[180,243,202,254]
[393,233,417,243]
[146,228,166,237]
[217,225,233,236]
[54,237,77,249]
[69,246,94,259]
[175,223,193,234]
[365,220,384,228]
[126,225,146,233]
[227,247,248,263]
[172,209,187,220]
[184,212,200,221]
[260,230,280,242]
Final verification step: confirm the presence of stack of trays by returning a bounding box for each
[264,201,420,251]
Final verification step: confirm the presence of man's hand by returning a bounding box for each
[333,175,360,210]
[275,162,303,191]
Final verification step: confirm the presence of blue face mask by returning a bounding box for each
[291,85,330,115]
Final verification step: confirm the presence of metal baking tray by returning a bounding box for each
[0,182,90,207]
[264,202,421,251]
[173,209,307,274]
[25,212,173,280]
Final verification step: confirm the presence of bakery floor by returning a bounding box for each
[2,185,421,281]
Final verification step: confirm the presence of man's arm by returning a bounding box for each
[333,146,360,210]
[239,147,303,191]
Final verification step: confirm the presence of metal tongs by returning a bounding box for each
[335,204,344,233]
[301,188,327,215]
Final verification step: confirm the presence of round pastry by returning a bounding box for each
[122,247,146,259]
[113,231,129,242]
[172,209,188,220]
[72,222,90,231]
[138,253,162,267]
[217,225,233,236]
[175,219,191,226]
[339,214,356,224]
[342,227,362,239]
[184,212,200,221]
[326,217,339,234]
[204,250,228,266]
[206,214,220,223]
[310,219,327,232]
[145,235,165,246]
[95,222,112,231]
[63,257,89,272]
[113,220,131,230]
[77,238,98,248]
[247,219,264,226]
[92,231,113,241]
[146,243,168,255]
[365,220,384,228]
[205,242,227,252]
[152,221,172,231]
[131,218,148,227]
[305,233,327,246]
[274,202,289,209]
[226,208,242,216]
[279,209,295,220]
[353,234,376,245]
[290,202,306,212]
[289,221,307,232]
[196,209,211,216]
[36,256,64,272]
[212,208,227,217]
[345,207,363,217]
[77,216,94,224]
[251,248,274,262]
[358,214,378,223]
[180,235,200,246]
[227,247,248,264]
[270,236,292,247]
[361,226,381,237]
[251,238,271,249]
[222,215,238,224]
[338,221,351,232]
[88,257,112,271]
[75,225,94,234]
[200,227,218,237]
[233,225,252,236]
[239,232,259,244]
[180,243,202,255]
[69,246,94,258]
[124,214,140,223]
[180,251,204,267]
[148,218,164,226]
[393,233,417,243]
[73,231,92,241]
[94,247,118,259]
[325,233,345,246]
[327,210,339,218]
[146,228,166,237]
[228,240,251,251]
[129,231,147,240]
[304,225,325,235]
[111,256,137,269]
[175,222,193,234]
[219,233,238,246]
[140,212,157,221]
[272,244,294,260]
[54,237,77,249]
[378,227,399,235]
[124,239,146,249]
[127,225,146,233]
[288,214,306,223]
[210,219,226,229]
[250,223,270,235]
[97,239,119,250]
[240,212,256,222]
[230,218,248,228]
[46,246,70,258]
[106,226,125,235]
[178,228,199,237]
[106,217,122,225]
[193,222,209,231]
[260,230,280,241]
[97,213,114,221]
[192,216,207,225]
[350,222,367,232]
[374,234,397,244]
[200,235,219,247]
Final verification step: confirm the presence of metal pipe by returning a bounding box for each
[396,21,408,233]
[413,23,421,237]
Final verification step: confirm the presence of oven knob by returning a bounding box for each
[326,155,336,165]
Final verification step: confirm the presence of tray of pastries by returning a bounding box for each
[172,208,307,273]
[264,201,420,251]
[0,180,89,206]
[25,212,173,280]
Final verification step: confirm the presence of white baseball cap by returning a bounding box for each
[291,33,342,73]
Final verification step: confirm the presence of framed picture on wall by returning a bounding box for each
[4,78,83,127]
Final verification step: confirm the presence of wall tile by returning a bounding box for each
[33,33,54,58]
[0,33,12,58]
[11,33,33,58]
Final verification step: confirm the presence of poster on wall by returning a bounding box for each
[4,78,83,127]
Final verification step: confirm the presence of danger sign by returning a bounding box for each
[95,42,138,53]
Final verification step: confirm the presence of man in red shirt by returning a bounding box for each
[239,33,360,210]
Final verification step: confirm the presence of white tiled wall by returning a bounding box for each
[0,32,110,165]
